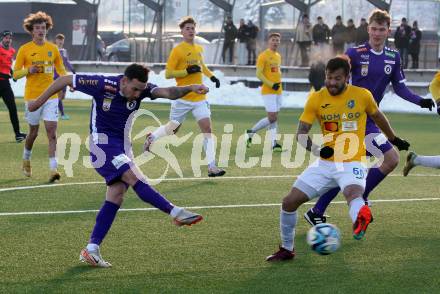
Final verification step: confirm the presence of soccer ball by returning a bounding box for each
[306,223,341,255]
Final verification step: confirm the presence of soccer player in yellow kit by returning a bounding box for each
[246,33,283,151]
[152,16,224,177]
[13,11,66,182]
[266,56,410,261]
[403,71,440,175]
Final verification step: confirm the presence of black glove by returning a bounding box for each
[210,76,220,88]
[420,98,435,111]
[437,105,440,116]
[320,146,334,159]
[186,65,201,74]
[390,136,410,151]
[72,70,76,75]
[272,83,280,91]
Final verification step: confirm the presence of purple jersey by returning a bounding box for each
[54,48,74,78]
[346,43,421,132]
[73,74,157,142]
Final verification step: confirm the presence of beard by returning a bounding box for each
[327,83,346,96]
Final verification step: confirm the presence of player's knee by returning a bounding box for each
[282,195,300,212]
[383,149,400,171]
[268,114,277,123]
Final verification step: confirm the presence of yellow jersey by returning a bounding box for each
[429,71,440,100]
[300,85,379,162]
[14,41,66,101]
[166,41,213,102]
[256,49,282,95]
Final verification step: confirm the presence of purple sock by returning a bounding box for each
[58,99,65,116]
[363,167,386,201]
[313,187,340,216]
[133,181,173,214]
[89,200,120,245]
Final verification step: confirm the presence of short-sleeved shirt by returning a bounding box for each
[72,74,157,142]
[14,41,66,100]
[166,42,211,102]
[0,46,15,79]
[300,85,379,162]
[256,49,282,95]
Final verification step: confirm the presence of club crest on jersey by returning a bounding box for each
[361,64,368,76]
[102,98,112,111]
[126,101,137,110]
[48,51,52,57]
[384,64,392,75]
[347,100,355,109]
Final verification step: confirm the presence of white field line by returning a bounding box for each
[0,173,439,193]
[0,198,439,217]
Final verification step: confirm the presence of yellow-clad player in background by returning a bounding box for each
[148,16,225,177]
[246,33,283,151]
[266,56,410,261]
[13,11,66,182]
[403,71,440,175]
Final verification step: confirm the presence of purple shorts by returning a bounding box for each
[365,124,393,157]
[89,142,132,185]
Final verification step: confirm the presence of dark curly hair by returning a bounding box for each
[23,11,53,34]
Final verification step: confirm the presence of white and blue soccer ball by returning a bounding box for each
[306,223,341,255]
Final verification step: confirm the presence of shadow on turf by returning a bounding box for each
[0,178,29,186]
[43,265,98,288]
[228,235,361,293]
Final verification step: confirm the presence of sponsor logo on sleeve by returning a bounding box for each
[104,78,117,86]
[78,77,99,86]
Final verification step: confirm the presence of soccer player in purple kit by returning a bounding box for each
[28,63,206,268]
[304,9,435,231]
[54,33,75,120]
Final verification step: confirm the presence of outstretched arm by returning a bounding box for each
[150,84,209,100]
[369,110,396,141]
[369,110,410,151]
[28,75,73,112]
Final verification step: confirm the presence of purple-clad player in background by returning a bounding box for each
[29,64,207,268]
[304,9,435,227]
[54,33,75,120]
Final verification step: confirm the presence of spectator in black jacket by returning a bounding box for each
[345,19,357,49]
[394,17,411,69]
[246,20,259,65]
[312,16,330,47]
[222,16,237,64]
[409,20,422,69]
[356,18,369,45]
[237,19,248,65]
[331,15,346,54]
